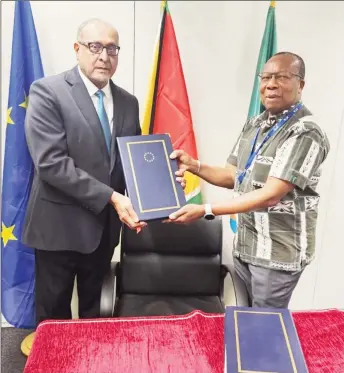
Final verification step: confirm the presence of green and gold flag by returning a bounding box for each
[230,1,277,234]
[247,1,277,118]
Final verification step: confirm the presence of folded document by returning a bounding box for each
[117,134,186,221]
[224,306,308,373]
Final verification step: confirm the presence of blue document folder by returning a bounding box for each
[117,134,186,221]
[224,306,308,373]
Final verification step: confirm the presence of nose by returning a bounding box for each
[266,75,278,89]
[99,48,109,62]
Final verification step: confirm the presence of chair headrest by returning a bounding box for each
[121,217,222,255]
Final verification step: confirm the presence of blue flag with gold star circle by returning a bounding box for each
[1,1,44,328]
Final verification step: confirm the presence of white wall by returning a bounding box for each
[2,1,344,324]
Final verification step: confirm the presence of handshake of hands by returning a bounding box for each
[109,149,206,231]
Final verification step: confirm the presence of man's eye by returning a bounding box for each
[90,43,102,50]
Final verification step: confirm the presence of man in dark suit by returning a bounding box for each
[23,18,150,325]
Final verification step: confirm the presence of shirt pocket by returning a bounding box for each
[250,155,274,188]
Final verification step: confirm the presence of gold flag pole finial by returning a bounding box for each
[270,1,276,7]
[160,0,167,11]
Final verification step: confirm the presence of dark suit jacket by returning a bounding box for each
[22,66,141,254]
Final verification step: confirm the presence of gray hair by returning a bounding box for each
[76,18,117,41]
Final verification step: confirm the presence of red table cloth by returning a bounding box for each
[24,309,344,373]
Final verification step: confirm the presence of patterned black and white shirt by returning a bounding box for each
[227,103,330,272]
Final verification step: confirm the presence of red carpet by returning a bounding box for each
[24,309,344,373]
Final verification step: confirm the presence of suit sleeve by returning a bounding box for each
[25,79,114,214]
[134,96,142,135]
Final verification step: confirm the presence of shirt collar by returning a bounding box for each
[78,65,111,99]
[258,101,302,129]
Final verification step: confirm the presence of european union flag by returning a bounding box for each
[1,1,44,328]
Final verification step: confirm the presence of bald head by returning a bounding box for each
[76,18,119,43]
[272,52,305,79]
[74,18,120,89]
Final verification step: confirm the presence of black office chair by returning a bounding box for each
[100,217,248,317]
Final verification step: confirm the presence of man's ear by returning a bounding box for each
[74,43,80,60]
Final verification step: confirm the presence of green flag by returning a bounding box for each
[247,1,277,118]
[230,1,277,234]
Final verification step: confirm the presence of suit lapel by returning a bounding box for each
[66,67,110,163]
[110,82,124,172]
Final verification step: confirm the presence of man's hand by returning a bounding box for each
[177,174,187,190]
[110,192,147,231]
[170,150,199,179]
[170,149,236,190]
[163,204,205,224]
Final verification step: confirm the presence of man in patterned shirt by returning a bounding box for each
[168,52,330,308]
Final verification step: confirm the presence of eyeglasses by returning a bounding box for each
[78,41,120,56]
[258,72,303,83]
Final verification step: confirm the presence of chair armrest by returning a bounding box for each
[100,261,119,317]
[220,263,249,307]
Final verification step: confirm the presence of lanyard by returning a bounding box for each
[237,103,302,184]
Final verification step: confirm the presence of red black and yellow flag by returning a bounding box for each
[142,1,202,204]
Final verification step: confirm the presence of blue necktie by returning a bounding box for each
[95,90,111,153]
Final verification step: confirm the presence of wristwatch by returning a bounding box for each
[204,204,215,220]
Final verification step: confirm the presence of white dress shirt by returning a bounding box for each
[78,66,114,134]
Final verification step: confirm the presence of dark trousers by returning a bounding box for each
[34,222,115,326]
